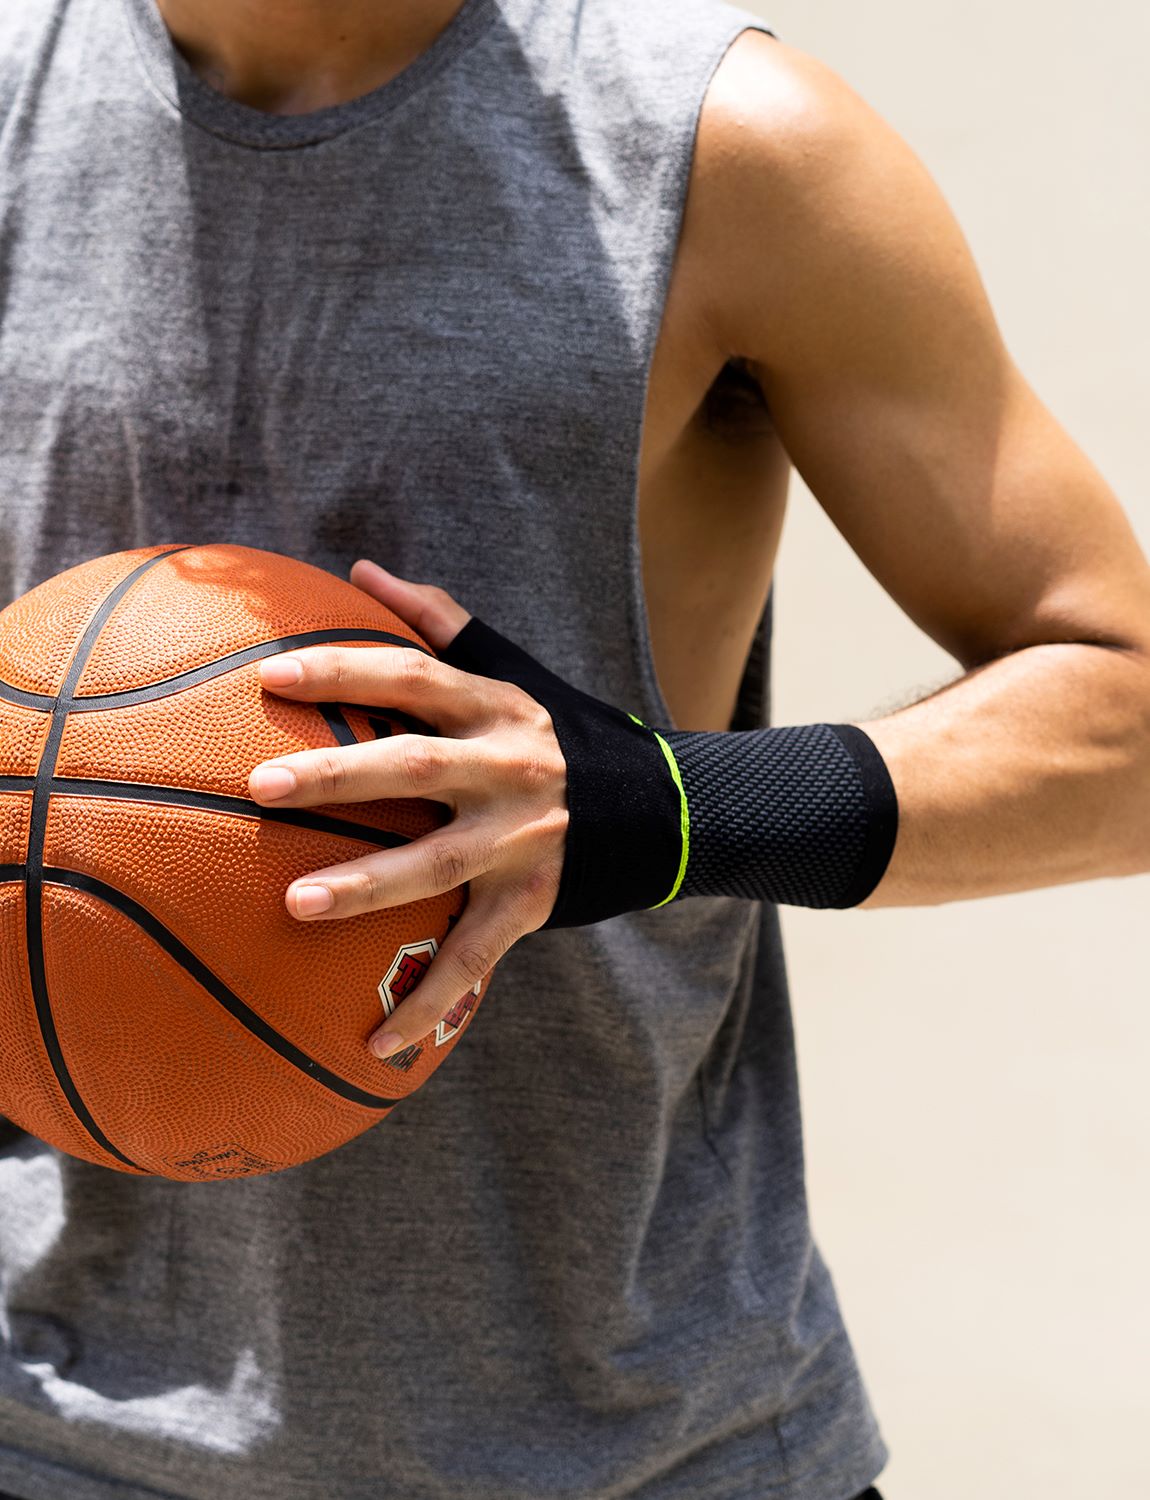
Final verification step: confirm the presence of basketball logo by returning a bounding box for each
[378,938,482,1051]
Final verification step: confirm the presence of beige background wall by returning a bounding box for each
[733,2,1149,1496]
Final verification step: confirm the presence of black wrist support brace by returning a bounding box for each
[441,617,899,929]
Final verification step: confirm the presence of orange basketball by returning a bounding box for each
[0,544,490,1181]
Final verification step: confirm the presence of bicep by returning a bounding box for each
[693,32,1150,668]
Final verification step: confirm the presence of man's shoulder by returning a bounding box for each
[682,30,947,359]
[698,31,898,216]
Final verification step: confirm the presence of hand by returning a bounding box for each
[247,558,568,1061]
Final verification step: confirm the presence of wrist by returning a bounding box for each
[662,722,899,909]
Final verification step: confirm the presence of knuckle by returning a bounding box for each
[510,690,551,733]
[455,938,496,986]
[514,749,554,796]
[398,648,435,694]
[346,865,387,910]
[310,646,347,689]
[524,703,564,759]
[429,840,468,893]
[313,750,349,798]
[401,736,441,793]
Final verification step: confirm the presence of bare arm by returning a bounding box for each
[690,33,1150,905]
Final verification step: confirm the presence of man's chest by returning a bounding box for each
[0,143,643,605]
[0,164,621,501]
[0,129,785,730]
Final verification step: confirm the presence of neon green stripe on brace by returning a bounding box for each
[628,713,690,908]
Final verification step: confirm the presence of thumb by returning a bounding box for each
[349,558,471,655]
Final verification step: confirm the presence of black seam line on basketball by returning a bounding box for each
[0,629,433,715]
[0,680,53,711]
[4,762,415,847]
[0,663,440,726]
[47,778,412,848]
[43,867,403,1111]
[27,547,192,1173]
[319,702,359,747]
[0,865,25,882]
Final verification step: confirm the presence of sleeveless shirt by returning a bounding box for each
[0,1,888,1496]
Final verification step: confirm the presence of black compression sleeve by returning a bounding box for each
[440,616,899,927]
[662,723,899,908]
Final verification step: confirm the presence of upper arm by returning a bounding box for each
[688,31,1150,669]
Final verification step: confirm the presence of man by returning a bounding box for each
[0,2,1147,1500]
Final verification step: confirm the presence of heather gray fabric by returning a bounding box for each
[0,1,889,1496]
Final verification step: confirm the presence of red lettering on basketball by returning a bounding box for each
[441,991,477,1030]
[389,949,431,1002]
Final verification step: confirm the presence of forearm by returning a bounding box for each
[431,612,1150,928]
[855,642,1150,907]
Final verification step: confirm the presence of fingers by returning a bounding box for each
[249,732,484,808]
[366,888,526,1059]
[282,820,497,919]
[257,642,498,735]
[348,559,471,655]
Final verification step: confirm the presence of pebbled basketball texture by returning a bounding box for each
[0,544,491,1180]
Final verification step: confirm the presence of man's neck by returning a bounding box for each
[155,0,469,114]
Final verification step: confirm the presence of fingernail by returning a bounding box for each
[260,656,303,687]
[250,766,297,799]
[371,1031,404,1059]
[293,884,333,917]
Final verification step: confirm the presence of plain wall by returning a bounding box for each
[729,3,1149,1497]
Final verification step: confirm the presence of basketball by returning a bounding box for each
[0,543,490,1181]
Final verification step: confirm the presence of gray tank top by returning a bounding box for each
[0,1,887,1496]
